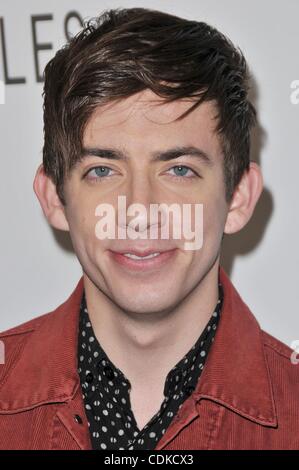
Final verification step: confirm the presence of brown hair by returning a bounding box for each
[42,7,256,206]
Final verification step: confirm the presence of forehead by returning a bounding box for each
[83,89,222,158]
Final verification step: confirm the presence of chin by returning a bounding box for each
[113,290,178,315]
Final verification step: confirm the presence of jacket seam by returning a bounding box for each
[0,395,76,414]
[49,404,59,450]
[195,394,276,425]
[0,328,35,339]
[258,328,278,425]
[206,403,225,450]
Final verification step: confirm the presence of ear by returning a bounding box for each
[224,162,263,234]
[33,163,70,231]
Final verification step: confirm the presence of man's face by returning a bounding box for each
[63,89,229,315]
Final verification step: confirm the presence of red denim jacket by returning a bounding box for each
[0,266,298,450]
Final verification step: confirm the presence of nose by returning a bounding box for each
[126,171,154,210]
[116,172,160,235]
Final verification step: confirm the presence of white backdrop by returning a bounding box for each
[0,0,298,347]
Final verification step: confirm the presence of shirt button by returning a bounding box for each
[86,372,94,383]
[104,365,115,380]
[74,414,83,424]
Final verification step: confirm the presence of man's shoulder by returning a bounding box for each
[0,277,84,342]
[0,280,84,411]
[262,329,293,359]
[0,310,54,339]
[0,310,59,381]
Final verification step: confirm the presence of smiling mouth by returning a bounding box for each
[122,252,161,260]
[108,248,178,271]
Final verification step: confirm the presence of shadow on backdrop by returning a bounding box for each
[221,75,273,275]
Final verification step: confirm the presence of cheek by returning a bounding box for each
[65,201,96,251]
[179,201,223,260]
[203,199,226,248]
[65,191,96,232]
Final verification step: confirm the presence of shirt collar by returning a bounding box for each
[77,281,224,399]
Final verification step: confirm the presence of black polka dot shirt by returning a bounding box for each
[77,281,224,450]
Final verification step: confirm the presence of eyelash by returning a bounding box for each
[84,165,200,182]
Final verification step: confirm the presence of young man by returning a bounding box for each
[0,7,298,450]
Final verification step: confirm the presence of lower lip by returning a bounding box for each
[108,249,178,271]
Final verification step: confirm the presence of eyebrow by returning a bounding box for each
[81,145,213,166]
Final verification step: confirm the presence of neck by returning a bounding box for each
[83,257,220,388]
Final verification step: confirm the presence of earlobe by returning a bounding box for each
[33,163,70,232]
[224,162,263,235]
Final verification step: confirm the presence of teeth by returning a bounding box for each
[123,252,161,260]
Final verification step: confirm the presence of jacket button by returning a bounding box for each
[86,372,94,383]
[74,414,83,424]
[104,365,115,380]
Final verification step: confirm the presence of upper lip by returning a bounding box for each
[109,247,177,256]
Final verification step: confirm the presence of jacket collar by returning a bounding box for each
[0,278,83,412]
[0,267,277,426]
[194,267,277,427]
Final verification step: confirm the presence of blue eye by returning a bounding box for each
[84,164,198,182]
[168,165,196,178]
[85,166,113,180]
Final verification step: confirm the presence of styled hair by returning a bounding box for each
[42,7,256,206]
